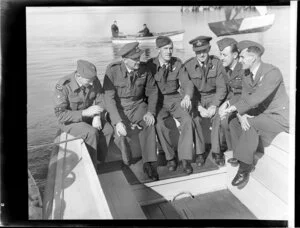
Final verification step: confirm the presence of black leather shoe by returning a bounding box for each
[182,160,193,175]
[196,154,206,167]
[143,162,159,181]
[167,158,177,172]
[231,171,250,186]
[227,158,239,167]
[212,152,225,167]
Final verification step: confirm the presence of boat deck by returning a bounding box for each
[142,189,256,219]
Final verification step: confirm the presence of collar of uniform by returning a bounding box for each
[250,62,261,79]
[230,60,238,72]
[154,56,173,71]
[194,56,210,69]
[70,72,94,91]
[69,72,81,92]
[120,61,129,78]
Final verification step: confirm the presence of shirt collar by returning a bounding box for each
[71,72,93,91]
[230,60,238,71]
[250,62,261,78]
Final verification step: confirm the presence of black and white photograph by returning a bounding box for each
[22,3,296,225]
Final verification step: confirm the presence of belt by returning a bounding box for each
[199,90,216,95]
[163,91,180,96]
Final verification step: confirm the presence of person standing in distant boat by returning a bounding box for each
[219,40,289,187]
[111,20,119,37]
[138,24,153,37]
[53,60,114,168]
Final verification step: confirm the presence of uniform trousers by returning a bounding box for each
[229,113,289,164]
[60,118,114,166]
[156,94,194,161]
[113,101,157,164]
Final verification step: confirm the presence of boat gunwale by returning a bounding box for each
[111,30,185,41]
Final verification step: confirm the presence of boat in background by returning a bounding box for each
[111,30,184,44]
[208,7,275,37]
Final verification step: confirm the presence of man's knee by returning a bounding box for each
[220,117,229,130]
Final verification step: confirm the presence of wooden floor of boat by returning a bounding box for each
[142,189,257,219]
[97,153,218,185]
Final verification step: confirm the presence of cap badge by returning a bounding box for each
[196,40,202,46]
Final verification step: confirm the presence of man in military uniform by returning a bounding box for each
[111,20,119,37]
[182,36,227,167]
[53,60,114,168]
[147,36,195,174]
[103,42,159,181]
[220,40,289,187]
[217,37,244,166]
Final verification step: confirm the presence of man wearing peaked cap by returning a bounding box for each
[53,60,114,168]
[216,37,244,167]
[182,35,227,168]
[146,36,196,175]
[189,36,212,51]
[220,40,289,187]
[118,41,145,59]
[103,42,160,181]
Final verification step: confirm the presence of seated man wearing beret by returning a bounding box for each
[53,60,114,168]
[103,42,159,181]
[147,36,195,175]
[219,40,289,187]
[217,37,245,167]
[182,36,227,167]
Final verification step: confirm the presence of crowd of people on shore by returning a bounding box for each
[53,34,289,188]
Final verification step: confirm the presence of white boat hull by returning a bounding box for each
[111,32,184,44]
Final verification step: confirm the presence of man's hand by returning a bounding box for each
[116,122,127,137]
[180,95,191,111]
[143,112,155,126]
[198,105,209,118]
[237,114,254,131]
[220,105,237,120]
[82,105,103,117]
[92,115,102,130]
[207,105,217,118]
[218,100,230,116]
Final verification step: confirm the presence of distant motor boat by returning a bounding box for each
[111,30,184,44]
[208,13,275,37]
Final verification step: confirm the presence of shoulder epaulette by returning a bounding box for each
[107,60,122,69]
[183,57,195,65]
[210,55,220,60]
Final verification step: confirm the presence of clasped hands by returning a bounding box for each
[198,105,216,118]
[218,101,253,131]
[82,105,104,130]
[115,111,155,137]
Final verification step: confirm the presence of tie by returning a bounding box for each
[202,65,206,73]
[161,64,169,83]
[128,71,136,88]
[249,72,254,83]
[228,68,232,77]
[80,86,86,96]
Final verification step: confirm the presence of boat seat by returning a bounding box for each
[225,132,291,220]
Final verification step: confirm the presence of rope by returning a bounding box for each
[27,136,85,150]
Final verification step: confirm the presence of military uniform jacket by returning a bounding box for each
[53,72,104,125]
[235,62,289,127]
[103,61,158,125]
[146,57,194,98]
[183,55,227,107]
[225,62,244,105]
